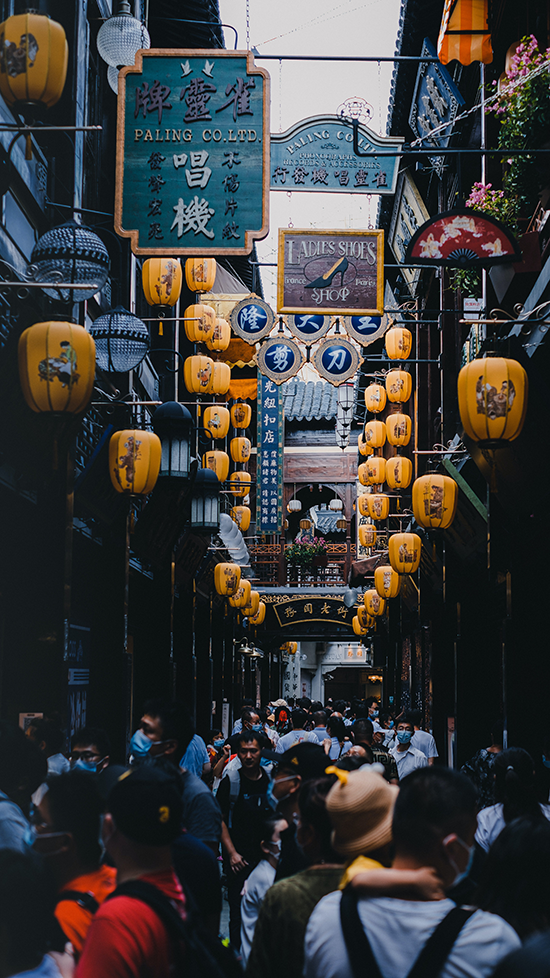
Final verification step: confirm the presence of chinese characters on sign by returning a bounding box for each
[277,229,384,315]
[286,314,331,345]
[388,171,430,296]
[409,39,465,176]
[257,375,283,534]
[115,51,270,255]
[312,337,363,387]
[256,336,304,385]
[268,595,356,628]
[229,295,275,342]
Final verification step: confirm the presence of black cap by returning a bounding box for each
[108,765,183,846]
[278,742,330,781]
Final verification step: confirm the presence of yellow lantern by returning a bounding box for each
[364,420,387,449]
[389,532,422,574]
[336,518,347,530]
[185,258,217,293]
[214,562,241,596]
[386,370,412,403]
[386,413,411,447]
[386,456,413,490]
[203,405,230,440]
[231,402,252,428]
[229,579,252,608]
[230,437,252,463]
[202,450,229,482]
[183,304,216,343]
[142,258,182,308]
[207,361,231,395]
[386,327,413,360]
[230,506,251,532]
[357,495,370,517]
[364,589,386,617]
[367,494,390,521]
[412,474,457,530]
[374,565,401,599]
[364,383,387,414]
[281,641,298,655]
[109,429,161,495]
[457,355,528,446]
[358,431,372,457]
[184,355,214,394]
[357,606,374,629]
[250,601,266,625]
[206,318,231,352]
[353,616,369,636]
[0,12,68,109]
[359,524,377,547]
[230,471,252,498]
[300,518,312,530]
[365,457,387,485]
[242,590,260,618]
[18,321,96,414]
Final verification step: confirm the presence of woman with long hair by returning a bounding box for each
[475,747,550,851]
[323,716,352,761]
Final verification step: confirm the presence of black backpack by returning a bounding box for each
[107,879,242,978]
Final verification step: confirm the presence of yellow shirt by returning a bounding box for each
[339,855,384,889]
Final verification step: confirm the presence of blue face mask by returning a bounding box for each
[444,834,475,886]
[213,739,225,749]
[252,724,264,733]
[371,710,379,718]
[389,720,395,728]
[71,758,101,774]
[23,823,36,848]
[543,756,550,770]
[130,728,155,757]
[396,730,412,745]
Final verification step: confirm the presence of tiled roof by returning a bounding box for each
[282,380,340,422]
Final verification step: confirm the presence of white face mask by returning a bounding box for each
[443,834,475,885]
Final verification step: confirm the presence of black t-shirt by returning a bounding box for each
[217,768,271,866]
[171,829,222,918]
[275,820,308,881]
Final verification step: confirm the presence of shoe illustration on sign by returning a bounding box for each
[305,257,349,289]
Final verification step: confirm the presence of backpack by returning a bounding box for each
[55,890,99,914]
[340,885,475,978]
[107,879,242,978]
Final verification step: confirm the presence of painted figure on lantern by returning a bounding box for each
[38,339,79,388]
[476,377,516,419]
[399,542,417,563]
[114,434,141,488]
[424,485,444,520]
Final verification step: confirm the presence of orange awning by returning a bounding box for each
[437,0,493,65]
[227,378,257,401]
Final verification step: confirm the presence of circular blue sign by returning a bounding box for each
[293,315,326,335]
[349,315,382,337]
[236,303,268,334]
[264,342,296,374]
[320,343,353,376]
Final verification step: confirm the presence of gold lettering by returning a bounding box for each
[238,129,246,141]
[144,130,153,141]
[228,129,237,142]
[212,129,222,141]
[172,129,181,141]
[247,130,257,142]
[165,129,171,141]
[155,129,163,141]
[183,129,192,142]
[203,129,212,142]
[134,129,143,142]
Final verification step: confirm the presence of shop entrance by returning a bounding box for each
[324,667,383,704]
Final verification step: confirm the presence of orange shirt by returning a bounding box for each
[56,865,117,955]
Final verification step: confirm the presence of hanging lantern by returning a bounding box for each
[230,506,251,532]
[358,431,372,457]
[153,401,192,481]
[249,601,266,625]
[287,498,302,513]
[230,437,251,463]
[359,524,377,547]
[364,383,387,414]
[19,321,96,414]
[142,258,182,309]
[214,562,241,596]
[386,456,413,490]
[367,494,390,521]
[364,420,387,449]
[191,468,220,532]
[184,355,214,394]
[357,495,370,517]
[364,589,386,617]
[281,641,298,655]
[353,616,369,636]
[202,450,229,483]
[89,307,149,373]
[203,405,230,440]
[0,12,68,111]
[242,590,260,618]
[386,370,412,403]
[366,457,387,486]
[299,518,312,530]
[231,401,252,428]
[30,222,110,303]
[357,606,374,629]
[385,327,413,360]
[389,532,422,574]
[97,0,150,67]
[183,303,216,343]
[329,498,343,511]
[457,356,528,446]
[284,519,289,530]
[386,413,412,447]
[228,579,252,609]
[206,318,231,352]
[336,518,347,530]
[207,361,231,395]
[109,429,161,495]
[185,258,217,293]
[412,474,458,530]
[230,471,252,498]
[374,565,401,599]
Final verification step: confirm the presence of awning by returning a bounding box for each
[437,0,492,66]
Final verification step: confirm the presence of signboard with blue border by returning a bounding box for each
[312,337,363,387]
[257,375,283,534]
[342,314,389,346]
[409,39,464,174]
[229,295,275,341]
[115,50,270,255]
[286,314,331,345]
[256,336,304,385]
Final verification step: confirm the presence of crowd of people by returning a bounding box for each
[0,696,549,977]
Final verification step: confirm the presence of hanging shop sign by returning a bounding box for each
[270,115,403,194]
[229,295,275,341]
[257,375,283,533]
[285,314,331,345]
[261,593,356,628]
[405,209,521,267]
[388,171,430,295]
[342,314,389,346]
[312,337,363,387]
[256,336,304,384]
[409,38,465,175]
[115,50,270,255]
[277,228,384,315]
[67,623,90,739]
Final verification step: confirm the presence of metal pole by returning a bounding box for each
[123,509,133,758]
[480,62,488,323]
[169,552,176,698]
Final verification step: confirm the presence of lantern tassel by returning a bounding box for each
[25,133,32,161]
[158,322,163,336]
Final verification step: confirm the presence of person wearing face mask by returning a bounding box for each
[69,727,110,775]
[269,742,330,882]
[276,709,320,753]
[0,720,47,852]
[240,815,288,966]
[389,715,428,778]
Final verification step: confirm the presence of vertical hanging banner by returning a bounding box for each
[115,50,270,255]
[257,375,283,533]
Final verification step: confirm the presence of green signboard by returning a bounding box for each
[115,50,270,255]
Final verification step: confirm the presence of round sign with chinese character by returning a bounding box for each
[342,314,388,346]
[312,337,362,386]
[230,295,275,342]
[256,337,304,385]
[286,314,331,345]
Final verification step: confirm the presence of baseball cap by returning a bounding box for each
[277,742,329,781]
[107,765,183,846]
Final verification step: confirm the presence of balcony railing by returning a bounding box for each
[249,542,356,587]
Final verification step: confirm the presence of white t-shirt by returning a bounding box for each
[475,801,550,851]
[240,859,276,965]
[412,730,439,759]
[304,892,520,978]
[389,744,428,778]
[275,729,319,753]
